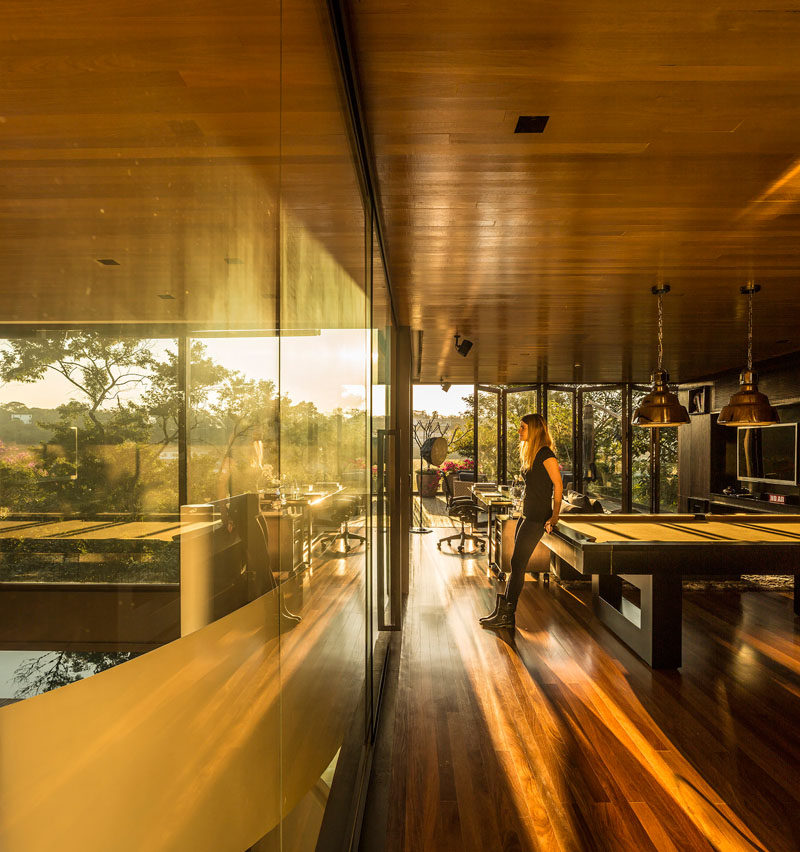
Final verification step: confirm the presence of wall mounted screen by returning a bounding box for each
[737,423,798,485]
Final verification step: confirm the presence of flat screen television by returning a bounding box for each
[737,423,798,486]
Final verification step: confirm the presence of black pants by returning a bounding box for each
[505,516,546,608]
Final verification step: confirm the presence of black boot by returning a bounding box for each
[479,593,504,624]
[480,597,515,630]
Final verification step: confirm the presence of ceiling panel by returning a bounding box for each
[347,0,800,383]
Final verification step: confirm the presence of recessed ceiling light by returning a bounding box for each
[96,258,119,266]
[224,257,244,265]
[514,115,549,134]
[158,293,175,300]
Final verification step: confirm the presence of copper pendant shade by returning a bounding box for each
[632,285,690,427]
[718,370,779,426]
[718,284,779,426]
[632,369,691,427]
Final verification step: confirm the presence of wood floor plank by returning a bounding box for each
[377,530,800,852]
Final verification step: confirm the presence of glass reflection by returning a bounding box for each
[0,331,180,701]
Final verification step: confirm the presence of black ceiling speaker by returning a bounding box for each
[454,334,473,357]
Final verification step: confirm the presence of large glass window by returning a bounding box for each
[411,384,474,493]
[660,427,679,512]
[631,388,652,512]
[506,387,538,482]
[547,389,575,492]
[581,388,623,510]
[477,389,500,484]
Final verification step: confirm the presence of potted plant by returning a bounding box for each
[439,458,474,494]
[416,466,441,498]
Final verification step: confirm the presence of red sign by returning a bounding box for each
[768,494,786,504]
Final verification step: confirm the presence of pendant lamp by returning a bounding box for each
[717,283,778,426]
[632,284,690,427]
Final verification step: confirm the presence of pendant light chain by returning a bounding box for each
[632,283,689,427]
[657,288,664,373]
[718,282,777,426]
[747,285,753,372]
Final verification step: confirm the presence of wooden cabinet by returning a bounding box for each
[677,404,731,511]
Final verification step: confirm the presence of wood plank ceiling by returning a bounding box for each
[347,0,800,383]
[0,0,365,334]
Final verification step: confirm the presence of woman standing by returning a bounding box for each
[480,413,563,630]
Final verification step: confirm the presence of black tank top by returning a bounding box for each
[522,446,557,520]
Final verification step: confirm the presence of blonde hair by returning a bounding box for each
[519,413,554,473]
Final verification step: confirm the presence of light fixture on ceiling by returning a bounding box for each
[96,258,119,266]
[632,284,690,428]
[440,379,451,392]
[454,334,473,357]
[158,293,176,300]
[718,283,779,426]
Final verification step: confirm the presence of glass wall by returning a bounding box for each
[631,388,653,512]
[0,1,392,850]
[547,389,575,492]
[372,226,393,639]
[450,384,681,511]
[506,387,538,481]
[581,388,624,510]
[412,384,473,493]
[660,428,679,512]
[477,389,500,484]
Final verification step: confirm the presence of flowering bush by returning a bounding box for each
[439,458,474,475]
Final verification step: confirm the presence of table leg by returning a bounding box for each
[592,573,682,668]
[487,505,495,563]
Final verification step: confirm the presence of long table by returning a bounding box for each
[542,513,800,668]
[471,489,514,566]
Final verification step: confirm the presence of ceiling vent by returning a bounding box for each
[96,258,119,266]
[514,115,549,133]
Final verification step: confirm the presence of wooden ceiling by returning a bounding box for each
[0,0,365,333]
[347,0,800,384]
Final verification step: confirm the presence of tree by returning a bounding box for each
[0,332,155,442]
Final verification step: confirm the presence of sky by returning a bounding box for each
[413,384,473,417]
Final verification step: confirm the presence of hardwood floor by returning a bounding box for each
[371,531,800,852]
